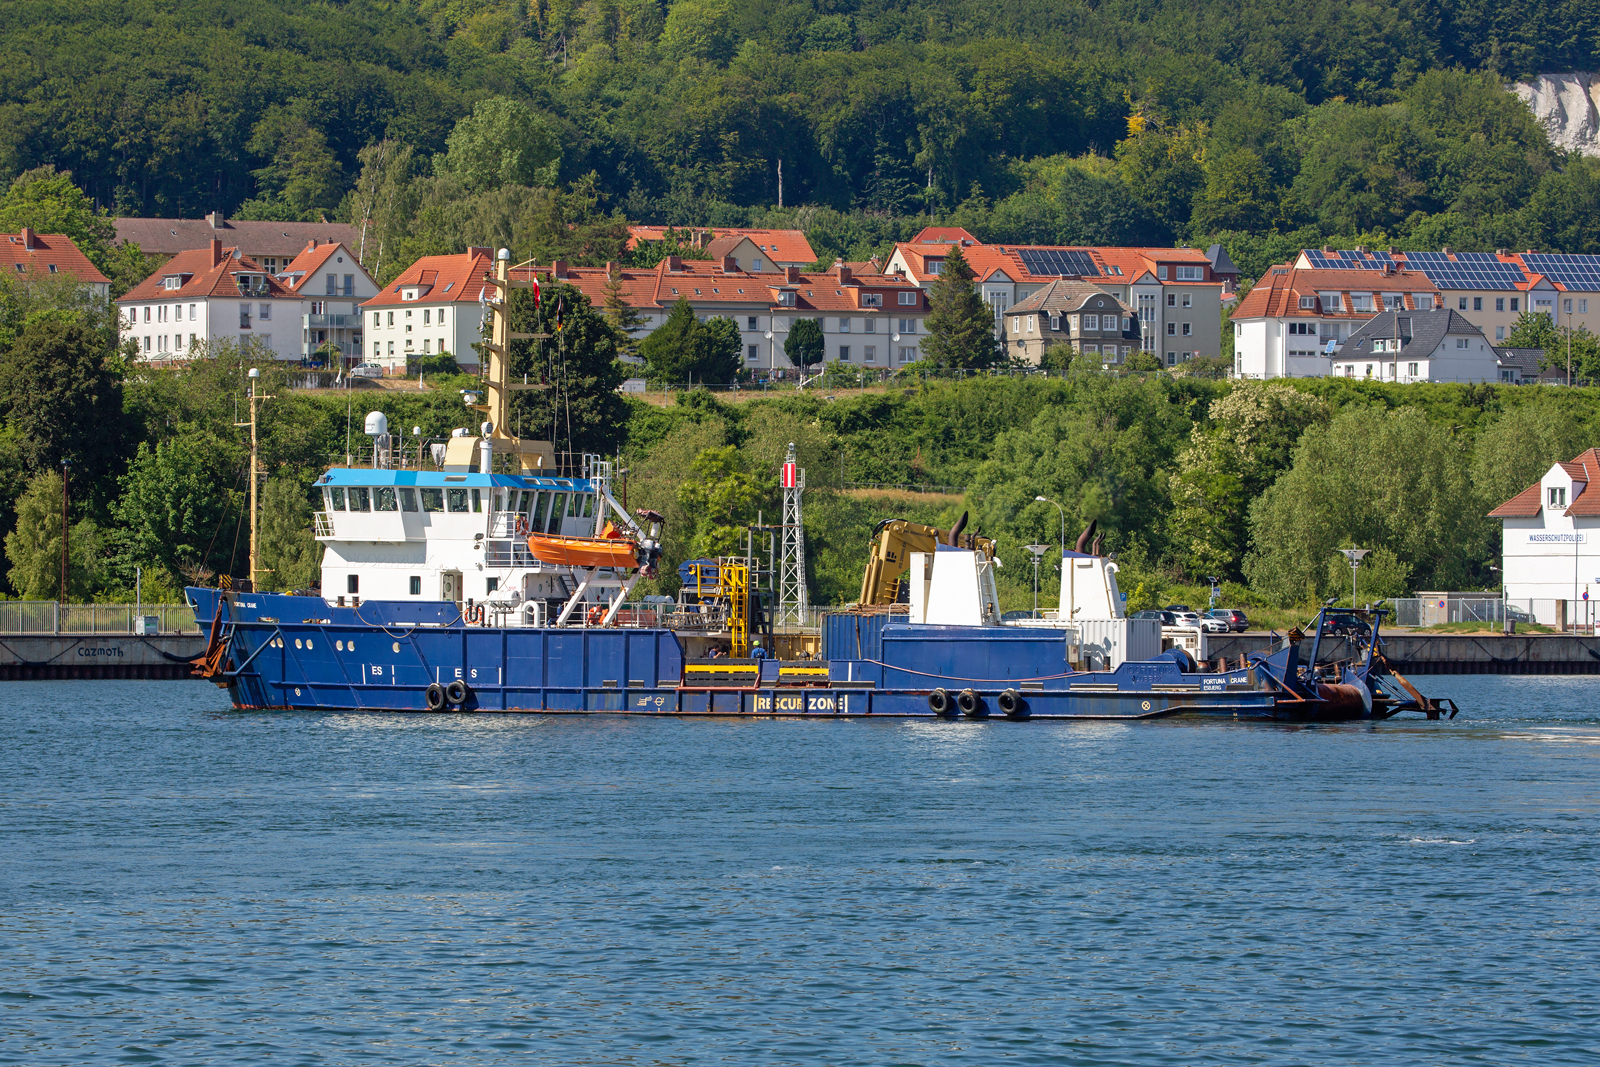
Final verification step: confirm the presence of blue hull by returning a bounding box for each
[185,590,1348,722]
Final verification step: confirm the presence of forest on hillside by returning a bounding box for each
[4,0,1600,281]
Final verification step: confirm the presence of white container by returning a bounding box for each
[135,615,160,635]
[1077,618,1163,670]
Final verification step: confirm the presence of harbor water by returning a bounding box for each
[2,677,1597,1065]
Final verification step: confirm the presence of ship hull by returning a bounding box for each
[183,589,1372,722]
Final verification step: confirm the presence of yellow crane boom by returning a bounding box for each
[857,514,995,606]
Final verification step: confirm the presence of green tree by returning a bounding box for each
[0,312,126,492]
[507,281,629,455]
[783,317,825,372]
[922,246,1000,370]
[675,445,763,558]
[0,166,148,292]
[601,267,646,361]
[696,316,743,382]
[258,476,319,592]
[640,298,700,382]
[439,97,562,193]
[1245,406,1488,604]
[659,0,736,64]
[1470,397,1600,510]
[4,469,101,600]
[113,432,243,590]
[238,107,345,222]
[1505,310,1559,350]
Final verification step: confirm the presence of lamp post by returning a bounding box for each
[1025,544,1050,616]
[1338,548,1371,608]
[1035,496,1065,558]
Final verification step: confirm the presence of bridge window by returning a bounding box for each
[471,488,483,512]
[327,487,345,511]
[409,576,421,595]
[350,488,371,512]
[399,488,417,512]
[446,488,469,513]
[420,488,444,512]
[375,487,398,511]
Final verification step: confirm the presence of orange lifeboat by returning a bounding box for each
[526,530,641,570]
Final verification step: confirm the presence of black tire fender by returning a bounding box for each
[445,679,470,707]
[997,688,1028,718]
[928,687,952,716]
[957,688,987,718]
[425,682,448,712]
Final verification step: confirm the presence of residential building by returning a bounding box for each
[518,256,928,372]
[115,212,361,274]
[1493,346,1582,385]
[116,239,299,360]
[361,249,495,373]
[1231,266,1443,378]
[0,228,110,298]
[883,229,1223,366]
[1290,247,1600,344]
[277,241,380,364]
[625,227,816,269]
[1489,448,1600,627]
[1333,310,1498,383]
[1006,280,1140,365]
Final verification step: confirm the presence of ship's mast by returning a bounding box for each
[777,442,808,627]
[239,367,273,590]
[477,248,553,472]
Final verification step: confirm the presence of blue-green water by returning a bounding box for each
[2,676,1597,1065]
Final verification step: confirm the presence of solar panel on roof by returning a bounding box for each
[1018,249,1097,277]
[1401,251,1525,290]
[1524,253,1600,291]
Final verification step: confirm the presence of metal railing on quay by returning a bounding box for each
[0,602,199,635]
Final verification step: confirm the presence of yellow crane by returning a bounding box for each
[857,513,995,606]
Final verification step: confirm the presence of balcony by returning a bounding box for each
[304,314,362,328]
[304,340,359,359]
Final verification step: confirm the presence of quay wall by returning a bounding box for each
[0,634,208,679]
[1209,633,1600,674]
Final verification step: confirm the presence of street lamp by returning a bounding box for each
[1338,548,1371,608]
[1035,496,1065,558]
[1025,544,1050,616]
[1206,575,1221,609]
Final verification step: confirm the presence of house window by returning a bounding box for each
[779,291,796,306]
[899,318,916,334]
[1456,338,1469,348]
[409,576,421,596]
[862,293,883,307]
[747,345,758,362]
[839,317,850,332]
[1166,352,1176,366]
[1510,298,1519,311]
[1351,295,1371,311]
[1459,297,1468,310]
[326,273,336,295]
[1323,294,1343,311]
[753,258,763,271]
[1364,364,1374,377]
[1300,296,1316,309]
[1050,315,1061,331]
[899,291,916,305]
[1176,265,1203,281]
[374,343,381,356]
[343,275,354,296]
[423,339,431,353]
[1416,296,1433,310]
[1408,362,1419,377]
[1182,323,1191,336]
[1157,266,1168,280]
[1495,298,1505,312]
[1012,316,1021,334]
[438,309,446,325]
[1581,300,1590,314]
[1550,486,1567,508]
[1166,322,1175,336]
[926,260,942,275]
[1167,293,1176,307]
[864,318,875,333]
[1474,297,1483,311]
[864,345,876,362]
[1182,293,1192,308]
[424,309,431,325]
[373,312,381,328]
[387,312,394,326]
[898,346,915,363]
[1496,326,1505,340]
[144,306,152,322]
[838,346,850,361]
[1028,315,1036,333]
[747,316,758,329]
[239,303,251,329]
[1084,314,1099,330]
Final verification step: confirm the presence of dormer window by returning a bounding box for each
[862,293,883,307]
[1549,486,1567,508]
[1300,296,1316,309]
[162,275,184,290]
[778,291,796,306]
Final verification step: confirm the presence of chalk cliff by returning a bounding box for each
[1512,73,1600,154]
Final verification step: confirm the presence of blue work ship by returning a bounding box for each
[188,250,1454,723]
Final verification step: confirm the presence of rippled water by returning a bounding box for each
[2,676,1598,1065]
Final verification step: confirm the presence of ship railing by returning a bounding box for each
[485,540,538,568]
[0,601,199,635]
[328,439,611,480]
[313,511,334,537]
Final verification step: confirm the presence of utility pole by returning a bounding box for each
[237,368,274,591]
[59,460,69,605]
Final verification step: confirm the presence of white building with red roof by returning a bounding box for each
[883,229,1226,367]
[361,249,495,372]
[0,229,110,298]
[1231,265,1444,379]
[1489,448,1600,627]
[117,239,299,360]
[518,254,928,372]
[277,240,379,364]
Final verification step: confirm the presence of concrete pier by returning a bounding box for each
[0,634,208,680]
[1208,632,1600,674]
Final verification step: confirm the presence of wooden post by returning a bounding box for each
[59,460,69,605]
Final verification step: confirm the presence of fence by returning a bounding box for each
[842,481,967,496]
[0,602,199,635]
[1385,596,1587,630]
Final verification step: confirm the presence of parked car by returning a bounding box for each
[1163,603,1193,613]
[1131,610,1179,626]
[1206,608,1250,632]
[350,361,384,378]
[1320,612,1372,639]
[1175,610,1229,634]
[1505,605,1534,624]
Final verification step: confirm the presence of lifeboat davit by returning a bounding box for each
[525,533,640,570]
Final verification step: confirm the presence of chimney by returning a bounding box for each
[19,227,33,250]
[665,255,683,271]
[206,211,226,230]
[210,238,223,267]
[835,262,852,284]
[551,259,568,279]
[1441,245,1453,254]
[721,255,738,274]
[307,239,317,251]
[1322,245,1334,254]
[1496,248,1509,256]
[467,246,491,259]
[784,266,801,284]
[605,261,617,275]
[1355,245,1369,253]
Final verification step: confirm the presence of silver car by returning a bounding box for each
[1175,610,1229,634]
[350,361,384,379]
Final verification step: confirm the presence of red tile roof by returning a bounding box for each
[909,226,980,245]
[624,227,815,264]
[514,258,923,314]
[278,241,372,293]
[117,242,292,303]
[1232,265,1441,320]
[891,241,1222,288]
[1488,448,1600,517]
[115,216,359,258]
[361,249,495,309]
[0,231,109,286]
